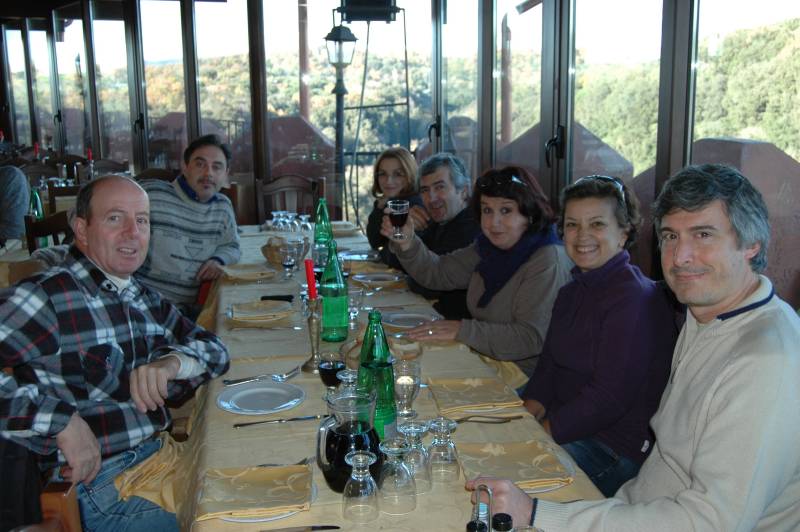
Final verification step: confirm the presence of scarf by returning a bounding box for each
[475,224,561,308]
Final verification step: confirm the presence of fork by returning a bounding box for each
[222,365,301,386]
[255,456,312,468]
[452,414,523,424]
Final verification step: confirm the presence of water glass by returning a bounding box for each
[427,416,460,483]
[397,420,431,494]
[393,359,421,420]
[298,214,313,233]
[279,246,296,279]
[343,450,379,524]
[347,287,364,330]
[387,199,410,239]
[378,438,416,515]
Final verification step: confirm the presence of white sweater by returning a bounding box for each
[535,276,800,531]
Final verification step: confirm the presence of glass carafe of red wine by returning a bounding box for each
[317,389,384,493]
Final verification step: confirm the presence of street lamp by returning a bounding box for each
[324,24,357,207]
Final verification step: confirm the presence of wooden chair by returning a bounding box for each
[256,174,323,222]
[24,211,73,254]
[22,163,59,186]
[219,182,240,224]
[47,182,81,214]
[93,159,128,175]
[133,167,178,182]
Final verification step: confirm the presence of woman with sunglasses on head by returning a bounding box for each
[381,166,573,376]
[520,175,679,496]
[366,147,429,265]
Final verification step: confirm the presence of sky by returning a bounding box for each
[6,0,800,72]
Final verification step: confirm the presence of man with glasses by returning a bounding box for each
[466,164,800,531]
[137,134,241,317]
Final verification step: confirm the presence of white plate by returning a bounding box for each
[216,381,305,416]
[220,485,318,523]
[383,312,440,329]
[351,272,404,285]
[339,249,380,262]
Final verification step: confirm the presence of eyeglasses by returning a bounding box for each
[477,174,528,190]
[573,174,626,203]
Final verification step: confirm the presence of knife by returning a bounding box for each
[234,414,328,429]
[261,526,340,531]
[261,294,295,303]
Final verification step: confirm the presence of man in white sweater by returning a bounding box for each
[467,164,800,531]
[137,134,240,317]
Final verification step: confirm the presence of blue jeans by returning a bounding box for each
[561,438,641,497]
[75,438,179,532]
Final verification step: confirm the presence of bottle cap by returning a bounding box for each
[491,512,513,531]
[466,521,488,532]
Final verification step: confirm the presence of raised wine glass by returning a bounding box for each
[387,199,410,240]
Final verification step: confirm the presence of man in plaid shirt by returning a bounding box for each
[0,175,229,531]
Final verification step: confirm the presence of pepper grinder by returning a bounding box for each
[302,259,321,374]
[466,484,492,532]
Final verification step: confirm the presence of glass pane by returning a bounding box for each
[196,0,252,176]
[692,0,800,309]
[54,9,90,155]
[141,0,186,169]
[92,4,132,166]
[29,30,55,150]
[495,0,543,177]
[442,0,479,178]
[571,0,663,180]
[263,0,337,217]
[5,29,32,145]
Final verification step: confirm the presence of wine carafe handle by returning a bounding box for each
[316,415,336,470]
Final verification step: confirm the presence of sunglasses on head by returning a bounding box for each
[477,173,528,190]
[574,174,626,202]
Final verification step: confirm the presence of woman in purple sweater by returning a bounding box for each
[521,175,678,497]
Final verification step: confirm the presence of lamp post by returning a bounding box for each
[324,24,357,208]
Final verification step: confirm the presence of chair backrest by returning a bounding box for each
[24,211,73,253]
[134,167,178,182]
[93,159,128,174]
[47,182,81,214]
[256,174,323,222]
[219,182,240,224]
[22,163,58,185]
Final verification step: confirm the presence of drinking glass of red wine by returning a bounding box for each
[319,351,347,394]
[387,199,410,240]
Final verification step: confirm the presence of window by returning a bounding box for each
[5,28,32,145]
[28,29,55,150]
[196,0,253,176]
[92,4,133,165]
[141,0,186,169]
[54,9,90,155]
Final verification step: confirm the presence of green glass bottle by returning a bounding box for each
[357,310,397,439]
[313,198,333,276]
[320,239,348,342]
[28,188,48,248]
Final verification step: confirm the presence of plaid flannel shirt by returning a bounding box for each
[0,247,229,465]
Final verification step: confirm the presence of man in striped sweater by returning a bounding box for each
[137,134,240,317]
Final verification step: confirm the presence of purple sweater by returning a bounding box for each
[521,251,678,463]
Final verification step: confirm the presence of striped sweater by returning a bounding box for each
[137,178,240,306]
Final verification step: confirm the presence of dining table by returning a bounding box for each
[119,224,604,531]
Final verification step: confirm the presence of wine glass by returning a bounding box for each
[342,450,379,524]
[387,199,410,240]
[393,359,421,420]
[397,420,431,494]
[279,246,296,279]
[298,214,313,234]
[318,351,346,395]
[347,287,364,330]
[427,416,460,483]
[285,212,300,232]
[378,438,416,515]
